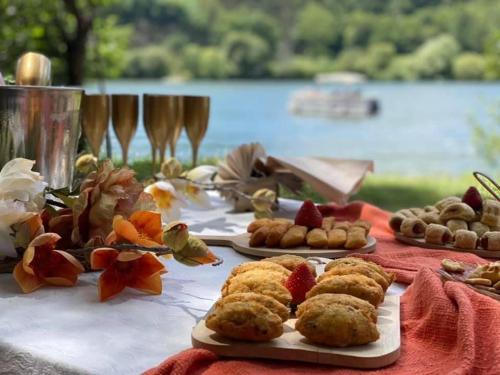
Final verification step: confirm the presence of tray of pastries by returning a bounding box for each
[389,186,500,258]
[198,200,376,259]
[192,255,400,368]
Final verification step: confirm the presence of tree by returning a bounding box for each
[223,31,271,77]
[452,53,485,80]
[413,34,460,79]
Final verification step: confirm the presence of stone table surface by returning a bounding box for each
[0,193,405,375]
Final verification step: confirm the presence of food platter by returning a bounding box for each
[199,233,376,259]
[395,232,500,259]
[192,294,400,368]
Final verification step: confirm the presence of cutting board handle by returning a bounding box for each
[198,234,237,246]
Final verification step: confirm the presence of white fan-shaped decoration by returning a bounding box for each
[216,143,266,182]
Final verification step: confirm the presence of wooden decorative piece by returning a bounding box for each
[192,295,400,368]
[395,232,500,259]
[199,233,376,259]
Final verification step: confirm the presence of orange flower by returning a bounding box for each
[90,248,167,302]
[13,233,84,293]
[106,211,163,248]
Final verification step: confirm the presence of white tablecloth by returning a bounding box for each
[0,193,405,375]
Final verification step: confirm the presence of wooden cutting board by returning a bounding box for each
[395,232,500,259]
[192,295,400,368]
[198,233,376,258]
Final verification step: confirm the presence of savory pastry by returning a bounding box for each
[296,293,377,323]
[352,220,372,234]
[333,221,350,231]
[424,205,439,213]
[480,200,500,227]
[439,203,475,222]
[223,270,289,295]
[469,261,500,284]
[264,254,316,276]
[464,278,492,286]
[265,223,292,248]
[389,212,406,232]
[247,218,272,233]
[280,225,307,248]
[344,226,368,249]
[321,217,335,231]
[295,303,379,347]
[434,196,461,211]
[418,211,442,225]
[446,219,468,233]
[318,265,389,291]
[222,275,292,306]
[327,228,347,248]
[480,232,500,251]
[397,209,416,218]
[409,207,426,217]
[453,229,478,250]
[425,223,452,245]
[306,228,328,248]
[230,261,291,278]
[469,221,490,237]
[215,292,289,322]
[249,225,271,247]
[306,274,384,306]
[441,259,465,273]
[206,301,283,341]
[400,217,427,238]
[324,257,394,285]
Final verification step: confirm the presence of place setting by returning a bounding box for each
[1,2,499,374]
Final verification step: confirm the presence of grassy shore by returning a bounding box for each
[128,159,493,212]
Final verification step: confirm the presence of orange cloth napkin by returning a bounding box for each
[145,203,500,375]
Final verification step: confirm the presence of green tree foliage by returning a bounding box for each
[223,31,271,77]
[484,31,500,80]
[452,53,485,80]
[412,34,460,79]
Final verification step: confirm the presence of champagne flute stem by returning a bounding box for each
[170,143,176,157]
[192,145,198,167]
[151,145,157,175]
[159,144,167,166]
[122,146,128,166]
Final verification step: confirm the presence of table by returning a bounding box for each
[0,193,405,375]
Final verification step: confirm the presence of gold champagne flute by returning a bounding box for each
[143,94,170,174]
[157,96,179,165]
[111,94,138,166]
[81,94,109,157]
[183,95,210,166]
[169,96,184,157]
[15,52,51,86]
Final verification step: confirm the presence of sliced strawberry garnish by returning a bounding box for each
[285,262,317,305]
[295,199,323,229]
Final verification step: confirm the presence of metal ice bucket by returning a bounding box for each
[0,85,83,189]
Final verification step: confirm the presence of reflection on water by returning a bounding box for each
[83,80,499,176]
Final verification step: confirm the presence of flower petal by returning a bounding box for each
[131,252,167,281]
[128,274,163,295]
[98,267,126,302]
[117,250,144,262]
[91,248,119,269]
[53,250,85,274]
[13,262,44,293]
[113,216,139,244]
[185,165,217,183]
[129,211,163,244]
[43,276,77,286]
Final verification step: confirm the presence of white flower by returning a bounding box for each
[185,165,217,183]
[0,200,34,259]
[172,179,211,209]
[0,158,47,210]
[144,181,187,223]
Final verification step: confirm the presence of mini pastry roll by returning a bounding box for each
[453,229,478,250]
[247,218,272,233]
[480,200,500,227]
[397,209,416,218]
[400,218,427,238]
[352,220,371,235]
[273,218,294,226]
[327,229,347,248]
[434,196,461,211]
[469,221,490,237]
[439,203,475,222]
[424,205,439,213]
[345,227,368,250]
[418,211,441,225]
[425,224,452,245]
[265,223,292,248]
[306,228,328,248]
[321,217,335,231]
[249,225,271,247]
[389,213,406,232]
[446,219,468,233]
[333,221,350,231]
[480,231,500,251]
[280,225,308,248]
[409,207,425,216]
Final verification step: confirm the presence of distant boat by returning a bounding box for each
[288,72,379,118]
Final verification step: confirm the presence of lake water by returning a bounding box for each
[83,80,499,176]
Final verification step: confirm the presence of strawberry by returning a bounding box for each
[285,262,317,305]
[462,186,482,211]
[295,199,323,228]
